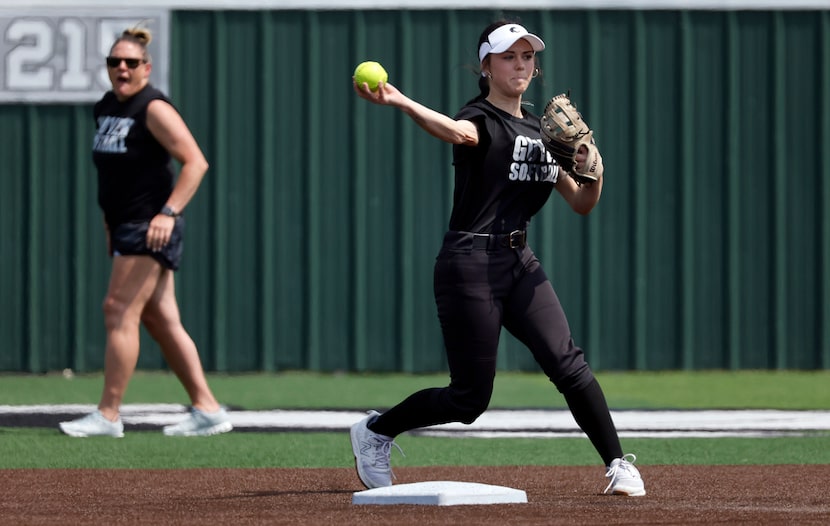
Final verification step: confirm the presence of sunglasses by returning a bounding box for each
[106,56,144,69]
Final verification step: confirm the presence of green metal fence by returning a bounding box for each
[1,8,828,373]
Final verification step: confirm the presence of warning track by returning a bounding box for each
[2,405,829,438]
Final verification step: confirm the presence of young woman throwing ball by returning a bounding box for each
[350,20,645,496]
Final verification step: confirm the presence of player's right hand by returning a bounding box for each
[353,80,402,107]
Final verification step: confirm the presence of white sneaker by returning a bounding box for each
[350,410,403,489]
[163,407,233,437]
[59,411,124,438]
[604,453,646,496]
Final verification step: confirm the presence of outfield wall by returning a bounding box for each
[1,4,829,373]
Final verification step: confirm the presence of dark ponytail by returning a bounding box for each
[466,75,490,104]
[464,20,510,105]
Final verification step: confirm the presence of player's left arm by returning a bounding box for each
[146,99,209,214]
[554,145,603,215]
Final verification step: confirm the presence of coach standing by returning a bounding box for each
[59,26,231,438]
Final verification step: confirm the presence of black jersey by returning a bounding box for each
[450,100,558,233]
[92,85,176,227]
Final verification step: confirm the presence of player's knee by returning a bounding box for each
[456,406,486,425]
[552,365,595,394]
[447,387,491,424]
[102,295,129,328]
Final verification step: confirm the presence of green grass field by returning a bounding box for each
[1,370,828,469]
[4,369,829,409]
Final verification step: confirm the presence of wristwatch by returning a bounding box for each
[160,205,179,217]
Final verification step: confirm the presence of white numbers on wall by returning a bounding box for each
[59,18,92,91]
[0,11,168,103]
[6,19,54,90]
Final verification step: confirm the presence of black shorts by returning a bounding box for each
[110,217,185,271]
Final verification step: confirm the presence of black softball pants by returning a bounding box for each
[372,231,624,463]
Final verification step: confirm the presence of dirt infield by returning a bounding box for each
[2,465,827,525]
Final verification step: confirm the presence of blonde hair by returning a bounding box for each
[111,26,153,63]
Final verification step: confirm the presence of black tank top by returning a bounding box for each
[450,100,559,233]
[92,85,176,227]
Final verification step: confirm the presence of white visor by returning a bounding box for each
[478,24,545,64]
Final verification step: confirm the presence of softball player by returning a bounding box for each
[350,20,645,496]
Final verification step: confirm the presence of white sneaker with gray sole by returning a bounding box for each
[350,410,403,489]
[604,453,646,496]
[59,410,124,438]
[163,407,233,437]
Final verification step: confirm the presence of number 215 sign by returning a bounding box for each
[0,10,169,103]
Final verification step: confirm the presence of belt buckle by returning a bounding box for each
[507,230,525,248]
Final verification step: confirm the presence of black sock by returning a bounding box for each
[563,378,624,465]
[368,387,458,437]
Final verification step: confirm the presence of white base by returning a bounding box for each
[352,481,528,506]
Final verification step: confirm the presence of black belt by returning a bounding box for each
[470,230,527,250]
